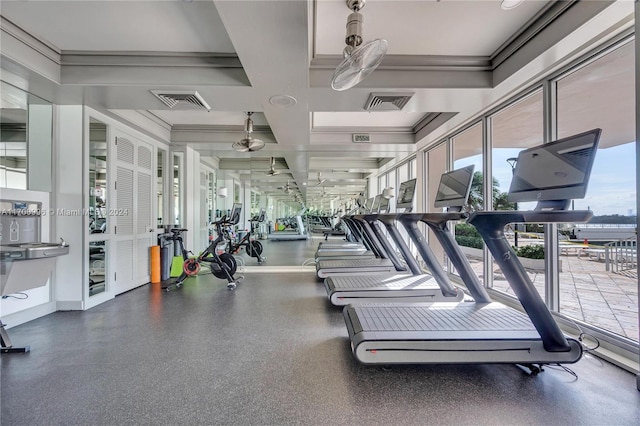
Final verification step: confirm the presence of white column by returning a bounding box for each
[182,146,200,251]
[54,105,84,309]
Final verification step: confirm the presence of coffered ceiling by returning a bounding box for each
[0,0,622,207]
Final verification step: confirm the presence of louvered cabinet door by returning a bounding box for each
[113,135,136,293]
[135,142,153,284]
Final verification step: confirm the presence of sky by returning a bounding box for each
[454,142,636,216]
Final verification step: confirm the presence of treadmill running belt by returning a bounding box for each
[328,274,431,290]
[317,258,393,269]
[352,303,535,332]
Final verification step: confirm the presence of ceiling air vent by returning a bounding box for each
[364,92,414,112]
[150,90,211,111]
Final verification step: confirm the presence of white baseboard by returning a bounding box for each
[2,301,57,329]
[56,300,84,311]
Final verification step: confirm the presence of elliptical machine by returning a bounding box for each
[164,203,243,291]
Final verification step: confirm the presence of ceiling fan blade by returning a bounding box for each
[331,39,387,91]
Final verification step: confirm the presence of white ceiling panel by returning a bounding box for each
[1,0,235,53]
[313,111,424,128]
[0,0,625,205]
[150,110,268,127]
[314,0,549,56]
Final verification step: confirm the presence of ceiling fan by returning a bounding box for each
[331,0,387,91]
[314,172,327,186]
[277,180,294,194]
[232,112,265,152]
[265,157,280,176]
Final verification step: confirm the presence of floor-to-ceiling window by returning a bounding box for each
[451,122,484,280]
[555,38,637,341]
[425,143,448,266]
[418,35,637,354]
[489,89,545,297]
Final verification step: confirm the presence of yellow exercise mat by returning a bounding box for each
[170,256,184,277]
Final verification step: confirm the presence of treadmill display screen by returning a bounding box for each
[508,129,601,203]
[434,165,475,208]
[364,197,374,212]
[396,179,417,209]
[378,196,390,213]
[371,195,382,212]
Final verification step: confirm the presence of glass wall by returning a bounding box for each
[489,89,544,297]
[451,122,484,279]
[419,36,637,349]
[555,39,637,340]
[374,158,417,260]
[426,143,447,265]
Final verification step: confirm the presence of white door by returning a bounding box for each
[112,132,154,294]
[136,142,153,284]
[113,133,135,294]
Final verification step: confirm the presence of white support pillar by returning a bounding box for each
[54,105,84,310]
[182,146,200,251]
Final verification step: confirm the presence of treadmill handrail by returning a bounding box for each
[345,216,377,255]
[393,214,460,298]
[417,213,491,303]
[376,215,422,275]
[353,215,389,259]
[467,209,593,352]
[361,214,408,273]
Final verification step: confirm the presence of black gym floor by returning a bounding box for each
[1,238,639,425]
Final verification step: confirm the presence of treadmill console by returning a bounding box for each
[508,128,601,211]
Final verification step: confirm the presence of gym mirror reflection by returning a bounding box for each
[89,240,107,296]
[157,148,165,228]
[0,82,53,191]
[88,118,108,296]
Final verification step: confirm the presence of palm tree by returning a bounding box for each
[468,171,516,211]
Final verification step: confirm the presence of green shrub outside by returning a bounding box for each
[455,223,480,237]
[513,244,545,259]
[454,223,545,259]
[454,223,483,249]
[455,235,484,249]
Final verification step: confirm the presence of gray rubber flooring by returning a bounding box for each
[2,239,639,425]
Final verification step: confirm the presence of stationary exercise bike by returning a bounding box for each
[164,204,243,291]
[225,208,266,263]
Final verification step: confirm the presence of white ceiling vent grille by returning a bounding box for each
[150,90,211,111]
[364,92,414,111]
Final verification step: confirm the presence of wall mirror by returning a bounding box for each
[0,82,52,191]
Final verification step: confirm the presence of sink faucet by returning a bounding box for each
[59,237,68,247]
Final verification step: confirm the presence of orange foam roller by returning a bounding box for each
[150,245,161,283]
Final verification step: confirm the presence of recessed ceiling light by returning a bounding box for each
[501,0,524,10]
[269,95,297,108]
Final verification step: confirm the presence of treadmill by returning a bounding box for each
[316,201,373,252]
[268,214,308,241]
[316,217,370,256]
[315,199,390,261]
[316,210,408,278]
[325,177,464,305]
[343,129,602,372]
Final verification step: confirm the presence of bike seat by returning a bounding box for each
[170,228,188,233]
